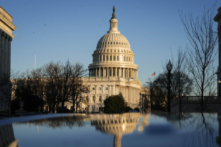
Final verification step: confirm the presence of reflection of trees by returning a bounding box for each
[154,112,218,147]
[181,113,217,147]
[18,116,85,129]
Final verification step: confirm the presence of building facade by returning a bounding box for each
[0,7,16,115]
[76,7,142,112]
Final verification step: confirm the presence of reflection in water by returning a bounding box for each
[1,112,220,147]
[138,113,150,132]
[0,124,18,147]
[153,112,219,147]
[17,115,86,129]
[217,112,221,146]
[90,113,149,147]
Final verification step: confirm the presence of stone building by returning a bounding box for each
[76,7,142,112]
[0,6,16,115]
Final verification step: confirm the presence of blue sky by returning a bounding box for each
[1,0,220,85]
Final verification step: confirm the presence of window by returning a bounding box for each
[106,56,108,61]
[99,87,102,90]
[99,96,102,102]
[86,96,88,102]
[93,87,95,90]
[117,56,119,61]
[93,96,95,102]
[106,87,108,90]
[113,56,115,61]
[103,55,105,61]
[110,56,112,61]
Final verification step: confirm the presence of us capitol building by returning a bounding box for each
[75,7,142,113]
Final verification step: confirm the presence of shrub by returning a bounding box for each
[104,93,127,113]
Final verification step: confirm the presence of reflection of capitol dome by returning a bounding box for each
[90,113,143,147]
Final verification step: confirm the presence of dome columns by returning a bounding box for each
[89,67,137,78]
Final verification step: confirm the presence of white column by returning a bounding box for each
[119,68,121,77]
[101,85,103,102]
[94,85,97,95]
[4,35,8,77]
[99,68,101,77]
[123,68,125,78]
[135,70,137,79]
[108,85,110,96]
[107,67,109,77]
[1,32,5,78]
[126,68,128,78]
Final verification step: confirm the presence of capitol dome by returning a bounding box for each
[88,6,139,78]
[96,33,130,49]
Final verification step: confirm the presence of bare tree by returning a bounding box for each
[69,63,89,112]
[43,62,63,113]
[173,49,193,112]
[180,5,218,112]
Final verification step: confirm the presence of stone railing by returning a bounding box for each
[170,96,221,113]
[82,77,133,82]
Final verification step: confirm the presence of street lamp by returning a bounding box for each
[166,60,173,112]
[150,82,153,110]
[219,80,221,97]
[139,92,143,112]
[142,93,146,111]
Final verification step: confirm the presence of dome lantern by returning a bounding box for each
[108,6,119,34]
